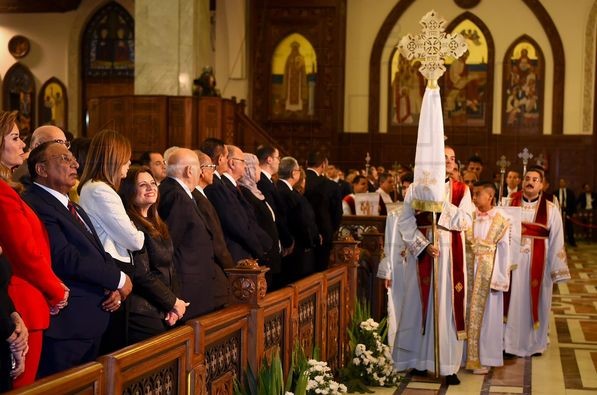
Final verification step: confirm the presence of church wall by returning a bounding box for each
[344,0,594,135]
[0,0,133,135]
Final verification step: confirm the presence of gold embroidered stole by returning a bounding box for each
[465,212,509,369]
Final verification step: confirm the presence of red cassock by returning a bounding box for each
[0,180,64,387]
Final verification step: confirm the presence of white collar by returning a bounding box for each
[171,177,194,199]
[34,182,69,208]
[280,179,293,191]
[222,172,237,186]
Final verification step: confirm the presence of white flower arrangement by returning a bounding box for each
[341,303,401,391]
[305,359,348,395]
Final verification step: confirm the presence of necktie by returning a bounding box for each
[67,201,88,230]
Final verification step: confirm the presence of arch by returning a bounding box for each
[80,1,134,134]
[2,62,35,135]
[368,0,565,134]
[501,35,545,135]
[67,0,133,135]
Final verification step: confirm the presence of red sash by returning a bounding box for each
[505,192,549,328]
[415,181,467,336]
[343,195,355,215]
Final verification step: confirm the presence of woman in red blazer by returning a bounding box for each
[0,111,68,387]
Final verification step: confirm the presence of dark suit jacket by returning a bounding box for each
[304,169,342,246]
[192,189,235,271]
[158,177,226,318]
[22,184,121,340]
[257,176,293,249]
[204,175,272,262]
[577,191,596,210]
[553,187,576,216]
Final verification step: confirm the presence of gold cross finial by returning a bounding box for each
[398,10,468,88]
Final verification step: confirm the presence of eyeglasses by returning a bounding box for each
[200,164,217,170]
[231,158,246,163]
[41,153,78,165]
[52,139,71,149]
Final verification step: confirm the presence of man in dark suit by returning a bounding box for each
[204,145,272,263]
[193,151,234,301]
[158,148,227,318]
[277,157,320,282]
[256,145,294,255]
[555,178,577,246]
[22,141,132,378]
[199,137,229,185]
[304,151,343,271]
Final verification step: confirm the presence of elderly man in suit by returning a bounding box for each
[192,150,234,306]
[159,148,226,318]
[204,145,272,263]
[22,141,132,378]
[277,157,320,282]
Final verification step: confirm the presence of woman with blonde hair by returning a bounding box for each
[0,111,68,388]
[79,129,144,352]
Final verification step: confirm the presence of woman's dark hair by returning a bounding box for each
[119,165,169,240]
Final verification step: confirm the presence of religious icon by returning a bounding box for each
[270,33,317,119]
[442,21,489,127]
[390,53,424,125]
[502,39,544,134]
[38,77,68,129]
[2,62,35,134]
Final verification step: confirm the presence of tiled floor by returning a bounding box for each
[369,241,597,395]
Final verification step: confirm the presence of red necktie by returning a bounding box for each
[68,201,87,230]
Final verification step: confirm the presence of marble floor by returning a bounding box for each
[370,241,597,395]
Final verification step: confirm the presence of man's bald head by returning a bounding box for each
[166,148,200,178]
[30,125,67,150]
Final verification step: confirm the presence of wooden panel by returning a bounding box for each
[99,325,194,395]
[128,96,168,158]
[291,273,325,358]
[187,305,251,394]
[168,96,196,149]
[222,99,237,144]
[323,264,348,372]
[9,362,103,395]
[198,97,223,143]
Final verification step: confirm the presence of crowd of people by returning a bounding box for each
[0,107,586,390]
[1,109,392,390]
[377,146,572,385]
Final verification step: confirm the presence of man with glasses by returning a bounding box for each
[13,125,70,186]
[204,145,272,264]
[192,150,234,307]
[22,141,131,377]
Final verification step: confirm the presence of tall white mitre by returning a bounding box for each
[398,10,467,212]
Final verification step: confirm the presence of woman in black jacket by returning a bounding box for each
[119,166,189,344]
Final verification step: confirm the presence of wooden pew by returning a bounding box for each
[9,362,103,395]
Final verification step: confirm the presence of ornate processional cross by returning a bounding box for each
[518,148,534,174]
[398,10,468,87]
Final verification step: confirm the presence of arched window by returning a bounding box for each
[502,35,545,135]
[81,2,134,133]
[270,33,317,119]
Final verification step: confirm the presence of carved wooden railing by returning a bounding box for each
[10,259,357,395]
[9,363,103,395]
[338,215,387,323]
